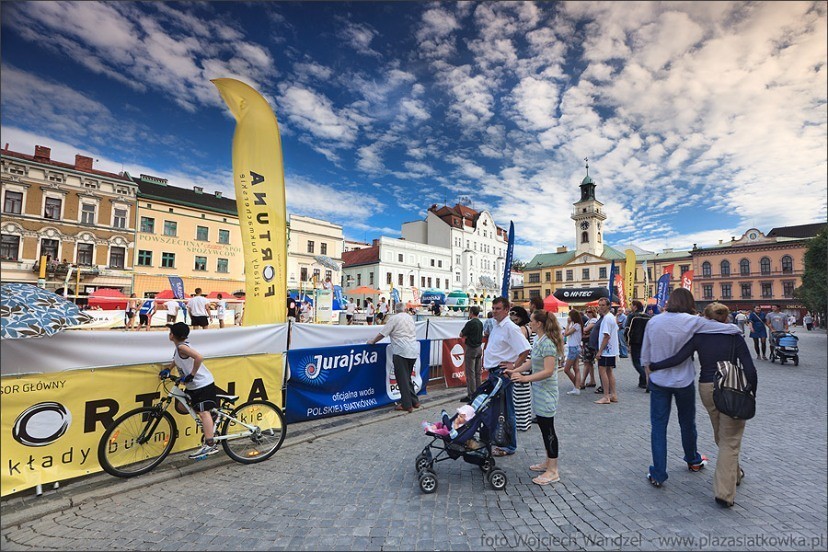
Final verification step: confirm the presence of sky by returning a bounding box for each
[1,1,826,263]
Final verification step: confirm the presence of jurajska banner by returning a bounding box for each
[285,341,430,423]
[213,78,287,326]
[655,273,671,309]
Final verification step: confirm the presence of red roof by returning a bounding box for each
[428,203,508,236]
[2,147,132,182]
[342,245,379,267]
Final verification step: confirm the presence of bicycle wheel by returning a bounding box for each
[98,407,177,478]
[220,400,286,464]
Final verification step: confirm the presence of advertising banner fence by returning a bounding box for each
[441,337,490,388]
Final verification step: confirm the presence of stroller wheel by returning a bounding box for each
[480,457,495,473]
[794,356,799,366]
[488,469,507,491]
[415,454,429,473]
[418,471,438,494]
[780,356,786,365]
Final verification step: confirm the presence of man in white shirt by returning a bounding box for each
[595,297,619,405]
[188,288,211,329]
[367,303,421,412]
[345,298,357,325]
[164,299,180,324]
[483,297,531,456]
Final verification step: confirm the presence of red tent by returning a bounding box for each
[154,289,176,300]
[207,290,232,299]
[87,288,127,310]
[585,299,621,307]
[542,295,569,313]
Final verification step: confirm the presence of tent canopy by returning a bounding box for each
[347,285,381,295]
[543,294,569,313]
[206,290,232,299]
[87,288,128,310]
[154,289,176,300]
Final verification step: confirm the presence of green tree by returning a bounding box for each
[795,226,827,323]
[511,259,527,272]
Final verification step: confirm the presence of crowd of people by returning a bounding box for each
[124,288,238,330]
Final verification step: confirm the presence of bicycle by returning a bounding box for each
[98,374,286,478]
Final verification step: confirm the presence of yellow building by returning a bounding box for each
[1,145,138,298]
[129,173,244,298]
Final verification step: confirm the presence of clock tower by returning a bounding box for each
[571,159,606,256]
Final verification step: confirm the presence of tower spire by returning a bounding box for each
[584,157,589,177]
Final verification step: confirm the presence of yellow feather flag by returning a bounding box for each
[212,78,287,325]
[624,249,637,307]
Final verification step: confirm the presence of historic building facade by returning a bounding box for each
[287,214,343,291]
[1,145,137,298]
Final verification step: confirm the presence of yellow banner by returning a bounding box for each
[624,249,636,306]
[0,354,282,496]
[212,78,287,325]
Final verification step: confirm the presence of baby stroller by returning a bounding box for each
[769,331,799,365]
[414,374,511,494]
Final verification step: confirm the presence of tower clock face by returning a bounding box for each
[580,221,589,230]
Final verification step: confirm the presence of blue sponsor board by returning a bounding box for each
[285,340,430,423]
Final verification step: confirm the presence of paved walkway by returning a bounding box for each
[2,329,826,551]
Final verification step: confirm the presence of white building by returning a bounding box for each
[341,236,452,305]
[401,203,509,297]
[287,214,343,290]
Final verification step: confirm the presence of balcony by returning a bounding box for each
[32,262,100,277]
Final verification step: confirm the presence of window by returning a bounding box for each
[40,238,59,261]
[321,243,327,255]
[760,257,771,276]
[1,235,20,260]
[599,267,607,279]
[307,241,314,253]
[783,281,794,297]
[137,250,152,266]
[410,275,414,287]
[702,262,712,277]
[513,291,519,300]
[398,274,403,286]
[109,247,125,269]
[529,289,540,298]
[680,264,690,275]
[647,267,653,280]
[427,277,432,287]
[386,272,392,284]
[633,287,639,299]
[566,270,573,281]
[438,260,443,268]
[140,217,155,233]
[301,267,308,281]
[582,268,590,280]
[445,279,449,289]
[528,273,540,283]
[421,276,426,287]
[761,282,773,298]
[702,285,713,300]
[720,260,730,277]
[4,191,22,214]
[545,289,551,296]
[740,283,752,299]
[218,229,230,244]
[77,243,94,265]
[781,255,793,274]
[161,252,175,268]
[545,272,551,282]
[113,208,127,229]
[164,221,177,237]
[721,284,731,299]
[313,268,320,282]
[740,259,750,276]
[430,259,435,267]
[217,258,229,273]
[325,270,332,281]
[44,197,62,219]
[357,274,362,285]
[81,204,96,225]
[455,273,460,282]
[455,255,460,264]
[581,232,589,243]
[196,226,209,241]
[555,270,562,281]
[194,256,207,271]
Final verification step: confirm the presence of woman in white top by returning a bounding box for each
[216,294,227,329]
[563,310,583,395]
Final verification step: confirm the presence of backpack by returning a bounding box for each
[626,313,651,346]
[588,315,604,350]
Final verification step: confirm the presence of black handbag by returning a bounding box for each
[492,391,512,446]
[713,337,756,420]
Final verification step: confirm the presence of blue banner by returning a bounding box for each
[285,341,431,423]
[501,220,514,299]
[608,259,616,298]
[391,287,401,303]
[168,276,186,300]
[655,273,671,309]
[420,290,446,305]
[332,285,344,310]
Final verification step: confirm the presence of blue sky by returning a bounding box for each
[1,1,826,262]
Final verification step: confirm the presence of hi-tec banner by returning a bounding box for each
[553,287,610,302]
[285,341,430,423]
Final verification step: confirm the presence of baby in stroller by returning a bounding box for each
[422,405,480,448]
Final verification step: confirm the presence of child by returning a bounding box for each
[423,405,475,437]
[159,322,219,459]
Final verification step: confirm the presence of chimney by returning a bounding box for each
[557,246,568,253]
[74,155,94,171]
[372,238,380,247]
[34,145,51,161]
[193,186,203,194]
[731,236,735,241]
[214,191,222,199]
[718,239,723,244]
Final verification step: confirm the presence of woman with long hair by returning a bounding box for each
[505,309,564,485]
[509,306,534,432]
[563,309,583,395]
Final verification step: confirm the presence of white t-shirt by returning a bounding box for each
[173,342,215,391]
[599,312,619,357]
[345,301,356,315]
[567,322,582,346]
[378,301,389,314]
[366,303,375,316]
[164,300,180,316]
[188,295,210,317]
[379,313,419,359]
[216,300,226,316]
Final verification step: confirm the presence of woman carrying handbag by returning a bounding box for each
[649,303,757,508]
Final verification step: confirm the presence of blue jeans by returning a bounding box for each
[487,368,517,453]
[648,381,703,484]
[618,328,628,357]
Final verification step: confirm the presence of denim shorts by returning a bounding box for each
[566,346,581,361]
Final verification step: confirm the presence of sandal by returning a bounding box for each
[529,463,548,472]
[647,473,662,488]
[737,468,745,486]
[492,448,513,457]
[585,383,596,388]
[594,387,604,394]
[610,396,618,403]
[594,398,611,405]
[532,474,560,485]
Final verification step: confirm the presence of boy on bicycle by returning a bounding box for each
[160,322,219,459]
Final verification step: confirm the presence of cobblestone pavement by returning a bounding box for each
[2,329,826,551]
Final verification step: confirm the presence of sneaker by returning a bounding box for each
[688,455,709,472]
[188,444,219,459]
[647,473,662,488]
[566,388,581,395]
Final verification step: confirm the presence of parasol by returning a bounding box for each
[1,283,94,339]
